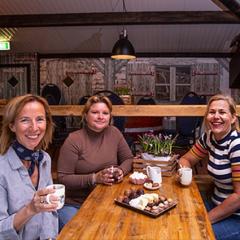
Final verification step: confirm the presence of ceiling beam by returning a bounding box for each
[211,0,229,11]
[38,52,233,59]
[213,0,240,18]
[0,11,239,28]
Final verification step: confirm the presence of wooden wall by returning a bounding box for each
[1,53,240,105]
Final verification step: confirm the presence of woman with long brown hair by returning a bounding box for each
[0,94,58,239]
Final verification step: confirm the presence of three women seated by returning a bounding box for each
[0,93,239,240]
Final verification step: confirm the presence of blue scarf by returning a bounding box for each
[12,140,43,176]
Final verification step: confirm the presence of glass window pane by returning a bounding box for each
[156,67,170,84]
[176,86,191,101]
[176,66,191,84]
[156,86,170,101]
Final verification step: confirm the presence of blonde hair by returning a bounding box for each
[203,94,240,132]
[0,94,54,154]
[81,95,112,128]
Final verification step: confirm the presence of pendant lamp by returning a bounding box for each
[111,0,136,60]
[111,29,136,60]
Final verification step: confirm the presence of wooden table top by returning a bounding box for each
[57,176,215,240]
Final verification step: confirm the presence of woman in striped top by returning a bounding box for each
[178,94,240,240]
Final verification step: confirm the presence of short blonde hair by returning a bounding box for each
[0,94,54,154]
[203,94,239,132]
[81,95,112,127]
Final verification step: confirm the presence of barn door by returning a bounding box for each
[0,64,30,100]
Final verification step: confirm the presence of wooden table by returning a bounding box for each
[57,176,215,240]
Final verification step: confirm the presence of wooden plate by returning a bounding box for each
[143,182,161,190]
[114,199,177,218]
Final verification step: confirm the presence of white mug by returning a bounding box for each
[146,166,162,184]
[46,184,65,210]
[178,167,192,186]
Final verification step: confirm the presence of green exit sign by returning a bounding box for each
[0,41,10,50]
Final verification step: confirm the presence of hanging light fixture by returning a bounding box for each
[111,0,136,60]
[111,29,136,60]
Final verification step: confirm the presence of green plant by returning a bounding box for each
[114,86,130,95]
[138,132,177,156]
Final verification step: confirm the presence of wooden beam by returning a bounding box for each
[0,11,239,28]
[38,52,233,59]
[0,105,209,117]
[213,0,240,18]
[1,104,240,117]
[109,105,207,117]
[211,0,229,11]
[44,105,240,117]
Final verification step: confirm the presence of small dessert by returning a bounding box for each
[152,183,160,188]
[129,171,147,185]
[163,200,169,205]
[116,195,124,202]
[144,182,153,188]
[129,192,138,200]
[152,205,159,210]
[159,195,167,202]
[159,203,164,208]
[136,188,145,196]
[124,189,132,197]
[122,196,130,204]
[145,179,153,183]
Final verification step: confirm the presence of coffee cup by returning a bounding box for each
[46,184,65,209]
[178,167,192,186]
[108,166,120,183]
[146,166,162,184]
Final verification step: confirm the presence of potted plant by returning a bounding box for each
[138,131,177,161]
[114,86,130,95]
[114,86,132,104]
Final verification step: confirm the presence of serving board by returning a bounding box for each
[114,199,177,218]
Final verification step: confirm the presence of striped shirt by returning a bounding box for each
[191,130,240,214]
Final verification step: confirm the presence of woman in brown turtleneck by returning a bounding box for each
[57,95,133,230]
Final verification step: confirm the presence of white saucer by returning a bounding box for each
[143,182,161,190]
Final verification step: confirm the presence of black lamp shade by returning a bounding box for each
[111,30,136,60]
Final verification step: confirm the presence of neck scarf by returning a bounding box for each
[12,140,43,176]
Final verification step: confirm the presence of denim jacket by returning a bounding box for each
[0,147,58,240]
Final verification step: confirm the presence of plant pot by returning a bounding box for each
[120,95,132,104]
[141,152,171,162]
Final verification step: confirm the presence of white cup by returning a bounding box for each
[178,167,192,186]
[46,184,65,210]
[146,166,162,184]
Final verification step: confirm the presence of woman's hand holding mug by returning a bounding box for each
[108,166,123,183]
[177,167,192,186]
[28,187,59,214]
[45,184,65,210]
[95,166,123,185]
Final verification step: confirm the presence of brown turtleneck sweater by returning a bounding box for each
[57,125,133,205]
